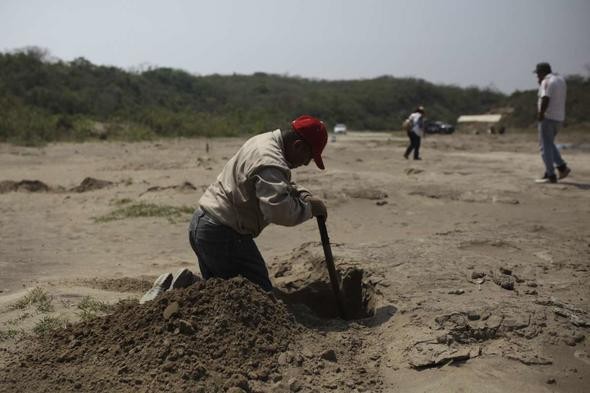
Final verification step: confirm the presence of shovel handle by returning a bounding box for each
[316,216,346,319]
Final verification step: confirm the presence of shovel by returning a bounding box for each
[316,216,346,319]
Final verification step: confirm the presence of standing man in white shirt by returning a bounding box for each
[403,106,425,160]
[534,62,572,183]
[188,115,328,291]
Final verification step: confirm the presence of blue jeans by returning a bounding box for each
[188,208,272,291]
[538,119,566,176]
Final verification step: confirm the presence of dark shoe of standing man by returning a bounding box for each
[557,164,571,180]
[535,173,557,184]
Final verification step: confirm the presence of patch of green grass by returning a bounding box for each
[9,287,54,313]
[77,296,111,321]
[94,202,194,223]
[32,316,65,336]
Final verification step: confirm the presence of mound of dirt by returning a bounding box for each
[0,180,50,193]
[0,278,301,392]
[70,177,114,193]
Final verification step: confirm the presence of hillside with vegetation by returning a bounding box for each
[0,47,588,145]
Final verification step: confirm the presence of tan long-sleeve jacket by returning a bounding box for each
[198,129,312,237]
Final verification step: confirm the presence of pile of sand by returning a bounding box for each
[0,278,303,392]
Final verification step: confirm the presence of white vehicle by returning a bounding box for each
[333,123,347,134]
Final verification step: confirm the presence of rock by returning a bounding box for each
[546,378,556,384]
[448,289,465,295]
[408,344,472,369]
[278,351,294,365]
[288,378,303,392]
[0,180,51,193]
[564,336,577,346]
[513,274,525,283]
[467,311,480,321]
[177,319,194,335]
[161,361,176,373]
[163,302,179,320]
[436,348,471,364]
[499,267,512,275]
[469,346,481,358]
[70,177,113,193]
[320,349,337,362]
[375,200,388,206]
[564,333,585,346]
[471,271,485,280]
[501,315,530,332]
[493,274,515,290]
[526,282,538,288]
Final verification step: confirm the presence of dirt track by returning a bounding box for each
[1,130,589,392]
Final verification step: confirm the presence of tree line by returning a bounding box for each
[0,47,587,145]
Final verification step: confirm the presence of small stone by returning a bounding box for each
[321,349,337,362]
[546,378,556,384]
[471,271,485,279]
[163,302,179,320]
[526,282,538,288]
[448,289,465,295]
[493,274,515,290]
[288,378,303,392]
[177,319,194,335]
[294,353,304,366]
[279,351,294,365]
[467,311,480,321]
[161,361,175,373]
[376,200,388,206]
[271,373,282,382]
[564,336,577,346]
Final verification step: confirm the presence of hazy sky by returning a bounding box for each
[1,0,589,93]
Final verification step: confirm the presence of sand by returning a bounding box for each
[0,131,589,392]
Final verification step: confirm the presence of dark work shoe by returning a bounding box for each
[168,268,197,290]
[557,166,571,180]
[535,174,557,184]
[140,272,173,304]
[403,153,409,159]
[413,157,422,161]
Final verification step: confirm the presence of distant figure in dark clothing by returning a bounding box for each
[404,106,425,160]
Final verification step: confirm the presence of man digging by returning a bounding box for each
[141,115,328,302]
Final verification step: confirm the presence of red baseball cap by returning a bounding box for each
[291,115,327,170]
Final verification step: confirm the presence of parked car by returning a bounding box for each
[333,123,347,134]
[425,121,455,134]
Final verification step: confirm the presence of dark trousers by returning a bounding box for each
[404,131,421,159]
[188,208,273,292]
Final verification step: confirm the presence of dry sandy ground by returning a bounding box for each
[1,130,589,392]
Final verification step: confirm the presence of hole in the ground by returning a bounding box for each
[276,268,377,320]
